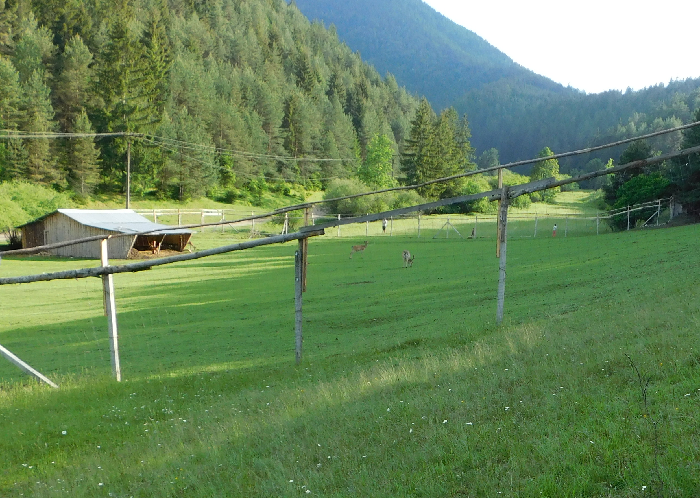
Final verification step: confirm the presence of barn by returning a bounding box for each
[19,209,193,259]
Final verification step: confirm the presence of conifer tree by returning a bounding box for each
[54,35,93,131]
[0,0,17,56]
[401,97,437,197]
[66,110,100,196]
[161,106,217,201]
[20,70,60,185]
[12,12,55,83]
[0,56,26,180]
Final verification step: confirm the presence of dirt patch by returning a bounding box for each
[128,249,184,259]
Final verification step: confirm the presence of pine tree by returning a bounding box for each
[0,0,17,56]
[0,57,26,180]
[54,35,93,131]
[20,70,60,185]
[401,97,437,197]
[161,106,216,201]
[66,110,100,196]
[12,12,55,83]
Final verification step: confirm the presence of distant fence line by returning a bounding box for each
[134,196,676,239]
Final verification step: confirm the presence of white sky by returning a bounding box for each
[422,0,700,94]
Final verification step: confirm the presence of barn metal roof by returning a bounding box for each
[24,209,191,235]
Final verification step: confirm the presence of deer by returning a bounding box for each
[350,241,368,258]
[402,250,414,268]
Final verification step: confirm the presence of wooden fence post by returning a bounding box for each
[302,208,310,292]
[101,239,121,382]
[294,247,303,365]
[337,214,341,237]
[596,212,600,235]
[473,215,478,238]
[496,187,509,324]
[153,209,157,224]
[657,199,661,226]
[496,167,503,257]
[221,209,225,233]
[534,214,538,238]
[627,205,631,231]
[201,210,205,229]
[669,197,674,222]
[178,209,182,226]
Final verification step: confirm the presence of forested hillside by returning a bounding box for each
[293,0,700,170]
[0,0,421,201]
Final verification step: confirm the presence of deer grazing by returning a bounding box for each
[350,241,368,258]
[402,250,414,268]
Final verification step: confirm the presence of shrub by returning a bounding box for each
[323,179,425,216]
[0,181,74,229]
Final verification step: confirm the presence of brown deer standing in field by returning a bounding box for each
[350,241,368,258]
[402,250,414,268]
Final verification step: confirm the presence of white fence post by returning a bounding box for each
[337,214,341,237]
[534,214,538,238]
[0,343,58,388]
[101,239,121,382]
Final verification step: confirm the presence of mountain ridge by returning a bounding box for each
[291,0,700,168]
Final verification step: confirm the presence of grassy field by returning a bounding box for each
[1,218,699,496]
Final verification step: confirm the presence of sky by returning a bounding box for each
[422,0,700,94]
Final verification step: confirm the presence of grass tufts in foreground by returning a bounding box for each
[1,223,700,496]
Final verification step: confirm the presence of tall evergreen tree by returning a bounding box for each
[401,97,436,196]
[12,12,55,83]
[161,106,217,201]
[66,110,100,196]
[54,34,93,131]
[0,0,17,56]
[0,56,26,180]
[20,70,60,185]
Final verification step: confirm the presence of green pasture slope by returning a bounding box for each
[1,222,699,496]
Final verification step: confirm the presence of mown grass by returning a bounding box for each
[1,221,699,497]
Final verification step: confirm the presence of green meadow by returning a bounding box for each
[1,217,699,496]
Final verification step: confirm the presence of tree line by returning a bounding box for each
[0,0,426,203]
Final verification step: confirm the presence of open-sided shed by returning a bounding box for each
[19,209,192,259]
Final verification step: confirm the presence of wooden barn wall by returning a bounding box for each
[21,220,46,249]
[37,213,135,259]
